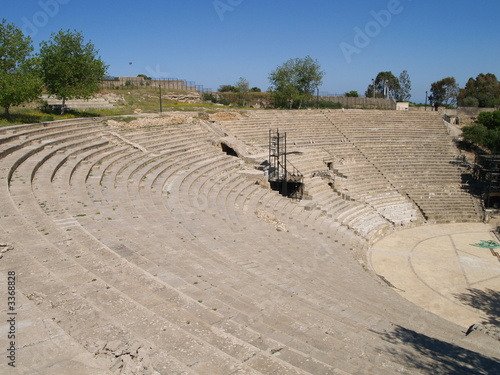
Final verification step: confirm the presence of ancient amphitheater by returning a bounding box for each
[0,109,499,374]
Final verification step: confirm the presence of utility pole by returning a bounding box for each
[159,83,163,113]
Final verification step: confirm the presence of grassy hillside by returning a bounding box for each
[0,87,233,126]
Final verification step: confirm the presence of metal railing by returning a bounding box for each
[100,77,212,94]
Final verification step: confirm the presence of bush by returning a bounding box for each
[477,111,500,129]
[462,124,488,145]
[302,99,342,109]
[203,93,217,103]
[319,100,342,109]
[462,111,500,152]
[488,129,500,153]
[345,91,359,97]
[461,96,479,107]
[39,100,52,113]
[218,97,230,105]
[202,93,230,106]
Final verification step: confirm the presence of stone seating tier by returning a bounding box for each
[218,110,481,224]
[0,113,495,374]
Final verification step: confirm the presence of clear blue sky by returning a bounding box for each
[3,0,500,102]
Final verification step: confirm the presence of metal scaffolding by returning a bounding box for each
[268,129,303,198]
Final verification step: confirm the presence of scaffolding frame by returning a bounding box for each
[268,129,303,198]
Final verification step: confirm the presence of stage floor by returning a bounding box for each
[369,223,500,328]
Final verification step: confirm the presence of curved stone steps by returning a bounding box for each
[234,180,266,214]
[211,170,251,230]
[79,203,376,374]
[5,167,189,371]
[1,121,105,157]
[219,110,481,227]
[182,197,412,340]
[94,161,422,374]
[1,117,494,374]
[162,156,241,225]
[59,145,378,374]
[6,126,109,186]
[0,233,123,374]
[5,129,103,193]
[31,136,110,187]
[0,119,104,150]
[15,145,312,375]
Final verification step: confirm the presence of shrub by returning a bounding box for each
[203,93,217,103]
[477,111,500,129]
[302,99,342,109]
[461,96,479,107]
[218,97,230,106]
[202,93,230,105]
[462,111,500,153]
[345,91,359,97]
[462,124,488,146]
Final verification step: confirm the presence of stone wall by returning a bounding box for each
[320,96,396,110]
[101,77,197,91]
[410,106,498,126]
[448,107,497,126]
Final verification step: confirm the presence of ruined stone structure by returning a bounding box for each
[0,110,498,374]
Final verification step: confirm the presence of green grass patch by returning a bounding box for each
[0,88,235,126]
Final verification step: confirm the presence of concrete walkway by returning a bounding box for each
[369,223,500,328]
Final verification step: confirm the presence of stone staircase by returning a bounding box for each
[41,94,115,110]
[322,110,483,223]
[218,110,483,235]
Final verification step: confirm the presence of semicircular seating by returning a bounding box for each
[0,113,497,374]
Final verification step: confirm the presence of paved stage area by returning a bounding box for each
[369,223,500,328]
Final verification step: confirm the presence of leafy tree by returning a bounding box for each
[218,84,236,92]
[459,77,477,107]
[477,111,500,129]
[250,87,261,92]
[0,19,42,119]
[235,77,249,93]
[202,93,217,103]
[461,96,479,107]
[137,74,151,80]
[462,123,488,147]
[396,70,411,101]
[235,77,250,106]
[365,72,400,99]
[458,73,500,107]
[345,91,359,97]
[489,129,500,153]
[429,77,459,109]
[268,56,324,109]
[364,83,379,99]
[462,110,500,152]
[39,30,108,114]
